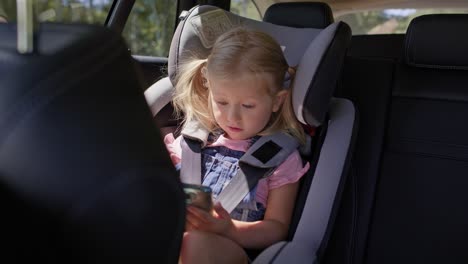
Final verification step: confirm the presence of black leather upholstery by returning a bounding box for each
[330,56,396,264]
[328,14,468,264]
[263,2,334,28]
[365,15,468,261]
[348,34,405,59]
[0,23,185,263]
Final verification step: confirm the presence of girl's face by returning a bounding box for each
[208,73,287,140]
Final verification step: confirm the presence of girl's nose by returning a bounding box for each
[227,106,241,122]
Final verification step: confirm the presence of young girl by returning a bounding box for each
[164,27,310,263]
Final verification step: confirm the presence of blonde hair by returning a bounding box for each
[173,27,306,144]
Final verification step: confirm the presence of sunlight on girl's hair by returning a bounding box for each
[173,27,306,144]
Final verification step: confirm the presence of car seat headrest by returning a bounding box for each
[405,14,468,70]
[168,5,350,127]
[263,2,334,29]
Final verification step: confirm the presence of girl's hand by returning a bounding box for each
[185,202,235,236]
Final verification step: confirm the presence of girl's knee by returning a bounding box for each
[181,231,248,264]
[182,231,207,253]
[181,231,210,263]
[183,230,206,244]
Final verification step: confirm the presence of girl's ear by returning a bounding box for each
[272,90,288,112]
[201,66,209,88]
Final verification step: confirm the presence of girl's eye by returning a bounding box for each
[216,101,228,106]
[242,104,254,109]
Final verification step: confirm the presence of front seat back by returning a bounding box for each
[0,21,185,263]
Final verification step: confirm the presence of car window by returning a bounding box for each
[122,0,176,57]
[230,0,261,21]
[0,0,112,24]
[336,8,468,35]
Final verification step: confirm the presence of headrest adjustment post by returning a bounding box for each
[17,0,35,54]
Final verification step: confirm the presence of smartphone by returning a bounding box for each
[182,183,213,212]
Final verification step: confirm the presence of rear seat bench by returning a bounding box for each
[366,14,468,264]
[325,14,468,264]
[326,56,397,264]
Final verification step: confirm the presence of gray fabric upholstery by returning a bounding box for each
[292,23,340,125]
[144,77,174,116]
[169,6,320,80]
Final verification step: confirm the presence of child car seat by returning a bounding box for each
[144,5,356,263]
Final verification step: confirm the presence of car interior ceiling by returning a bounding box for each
[1,1,468,263]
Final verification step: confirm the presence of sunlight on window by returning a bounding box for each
[38,8,56,22]
[384,9,417,17]
[1,0,111,24]
[230,0,261,21]
[122,0,176,57]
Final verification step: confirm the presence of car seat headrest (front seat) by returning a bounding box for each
[166,5,350,127]
[405,14,468,70]
[263,2,334,29]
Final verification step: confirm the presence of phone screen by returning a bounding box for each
[182,183,213,212]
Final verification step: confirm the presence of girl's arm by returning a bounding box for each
[186,180,300,249]
[227,180,300,248]
[163,133,182,167]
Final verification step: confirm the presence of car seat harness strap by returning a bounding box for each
[179,120,299,213]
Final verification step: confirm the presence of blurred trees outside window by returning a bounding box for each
[1,0,176,57]
[122,0,176,57]
[0,0,111,24]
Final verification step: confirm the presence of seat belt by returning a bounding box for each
[179,120,210,184]
[216,133,299,213]
[180,138,202,184]
[180,123,299,213]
